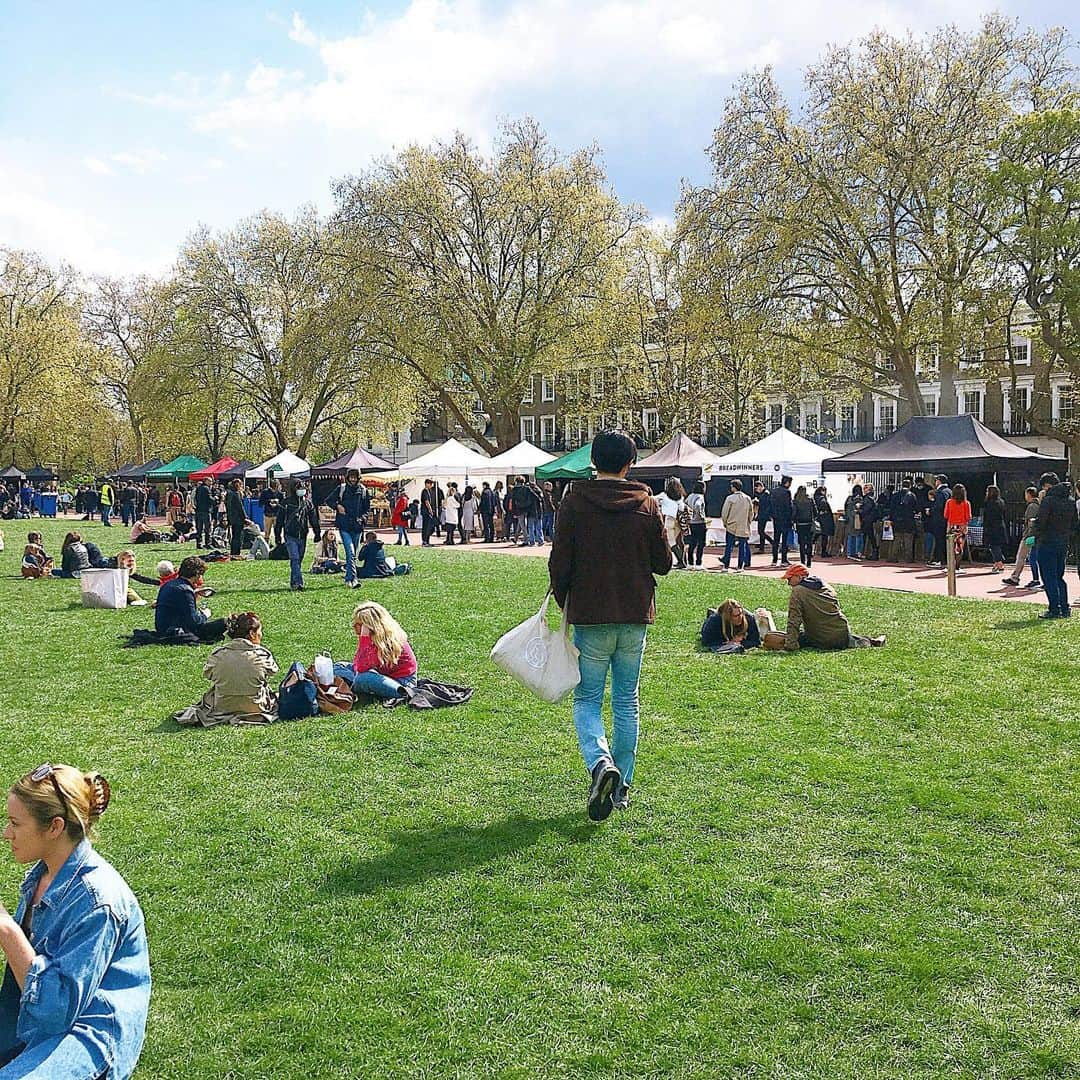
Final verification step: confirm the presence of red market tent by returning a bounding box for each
[189,457,241,482]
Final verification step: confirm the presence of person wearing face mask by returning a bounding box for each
[327,469,370,588]
[281,482,322,592]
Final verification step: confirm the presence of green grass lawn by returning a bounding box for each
[1,517,1079,1079]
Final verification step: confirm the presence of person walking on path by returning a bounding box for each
[1032,471,1075,619]
[719,479,753,571]
[814,486,835,558]
[225,478,246,558]
[1003,486,1042,588]
[770,476,793,566]
[330,469,370,586]
[548,431,673,822]
[420,479,437,546]
[391,488,410,545]
[793,485,817,567]
[282,482,321,592]
[260,479,285,546]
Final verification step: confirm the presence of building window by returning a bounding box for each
[877,402,895,435]
[839,404,856,441]
[541,375,555,403]
[922,397,937,416]
[801,402,820,436]
[522,377,534,405]
[391,432,401,452]
[1004,385,1031,433]
[565,416,582,447]
[520,416,535,442]
[1054,384,1076,423]
[1009,340,1031,366]
[540,416,555,448]
[959,347,984,368]
[961,389,984,419]
[591,369,604,397]
[767,403,783,433]
[643,408,660,442]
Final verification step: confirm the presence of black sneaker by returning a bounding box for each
[1038,610,1058,620]
[587,758,620,822]
[1023,581,1041,589]
[612,784,630,812]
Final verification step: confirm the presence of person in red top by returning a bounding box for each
[390,489,410,546]
[943,482,972,532]
[333,601,417,700]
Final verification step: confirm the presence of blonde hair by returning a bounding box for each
[352,601,407,668]
[718,598,748,642]
[11,764,111,843]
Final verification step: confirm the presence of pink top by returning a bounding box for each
[353,636,417,681]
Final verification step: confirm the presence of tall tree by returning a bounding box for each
[333,121,640,453]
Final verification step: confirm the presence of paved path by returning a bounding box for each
[381,531,1068,606]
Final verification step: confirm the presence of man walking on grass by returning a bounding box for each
[549,431,673,822]
[1032,471,1075,620]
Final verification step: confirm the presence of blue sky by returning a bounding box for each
[1,0,1077,275]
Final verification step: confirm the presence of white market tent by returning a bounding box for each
[396,438,491,479]
[246,450,312,480]
[705,428,840,481]
[473,440,556,476]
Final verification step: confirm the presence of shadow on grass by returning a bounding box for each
[993,617,1043,630]
[324,811,593,896]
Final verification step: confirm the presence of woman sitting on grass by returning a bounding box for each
[52,532,91,578]
[20,533,53,579]
[0,764,150,1078]
[333,601,418,700]
[312,529,345,574]
[174,612,279,727]
[700,598,763,651]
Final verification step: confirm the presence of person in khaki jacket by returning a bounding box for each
[719,479,754,571]
[781,563,886,651]
[173,612,279,727]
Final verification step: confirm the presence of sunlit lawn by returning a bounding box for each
[1,517,1078,1078]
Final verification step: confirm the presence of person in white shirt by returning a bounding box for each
[655,477,687,569]
[720,479,754,571]
[685,481,708,567]
[442,483,462,546]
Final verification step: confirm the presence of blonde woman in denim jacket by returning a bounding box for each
[0,764,150,1079]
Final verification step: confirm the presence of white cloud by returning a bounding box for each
[109,149,168,174]
[83,156,113,176]
[182,0,989,156]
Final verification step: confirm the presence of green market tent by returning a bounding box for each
[535,442,594,481]
[146,455,209,482]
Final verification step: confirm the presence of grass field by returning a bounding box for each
[1,517,1078,1079]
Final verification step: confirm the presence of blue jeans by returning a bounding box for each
[100,504,111,526]
[333,662,416,699]
[1036,539,1069,614]
[340,529,361,584]
[572,623,647,787]
[542,511,555,540]
[722,533,751,569]
[285,535,307,588]
[527,514,543,544]
[148,498,157,516]
[846,533,864,557]
[396,525,410,545]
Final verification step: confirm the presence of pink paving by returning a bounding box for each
[372,530,1064,606]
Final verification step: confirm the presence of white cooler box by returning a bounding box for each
[80,568,129,609]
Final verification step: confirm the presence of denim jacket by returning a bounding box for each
[2,841,150,1080]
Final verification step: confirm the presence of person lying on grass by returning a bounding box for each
[780,563,886,651]
[0,764,150,1079]
[174,611,279,727]
[700,598,763,651]
[333,601,418,701]
[357,532,410,578]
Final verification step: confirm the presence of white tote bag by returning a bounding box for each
[80,568,129,610]
[490,593,581,703]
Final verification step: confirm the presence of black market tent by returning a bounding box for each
[112,463,138,478]
[822,415,1066,477]
[311,447,396,478]
[125,459,165,480]
[629,432,723,487]
[0,465,26,481]
[535,442,594,481]
[25,465,58,482]
[218,460,254,482]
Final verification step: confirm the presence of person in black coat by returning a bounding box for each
[154,556,226,641]
[225,478,247,558]
[860,485,880,559]
[282,483,322,591]
[982,485,1008,570]
[929,475,952,566]
[478,482,498,543]
[813,486,835,557]
[194,479,214,547]
[890,478,919,563]
[769,477,793,566]
[753,480,772,553]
